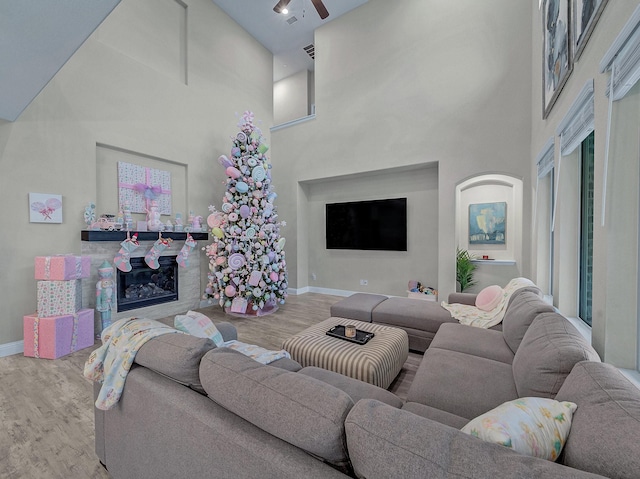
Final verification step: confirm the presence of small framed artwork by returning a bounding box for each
[572,0,608,62]
[469,202,506,245]
[29,193,63,223]
[542,0,572,119]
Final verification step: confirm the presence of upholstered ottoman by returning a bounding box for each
[329,293,388,322]
[282,317,408,389]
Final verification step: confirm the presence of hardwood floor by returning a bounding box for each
[0,293,420,479]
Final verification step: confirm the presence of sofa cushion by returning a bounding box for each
[134,333,216,391]
[298,366,403,408]
[461,397,577,461]
[330,293,388,322]
[429,323,514,364]
[502,290,555,353]
[406,348,518,419]
[371,297,456,335]
[345,399,602,479]
[476,285,504,311]
[401,401,469,429]
[555,361,640,478]
[512,313,600,398]
[200,347,352,467]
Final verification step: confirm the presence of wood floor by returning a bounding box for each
[0,293,421,479]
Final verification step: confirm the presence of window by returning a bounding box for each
[535,139,555,298]
[579,132,594,326]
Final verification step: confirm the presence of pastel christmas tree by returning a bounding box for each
[203,111,288,315]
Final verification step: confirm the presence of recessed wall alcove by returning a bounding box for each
[455,173,523,291]
[300,163,438,297]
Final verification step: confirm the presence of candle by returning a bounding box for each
[345,325,357,338]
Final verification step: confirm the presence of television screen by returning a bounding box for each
[326,198,407,251]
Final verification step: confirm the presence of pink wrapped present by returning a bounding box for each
[35,255,90,280]
[37,280,82,317]
[23,309,95,359]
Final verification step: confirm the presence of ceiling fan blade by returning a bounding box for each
[310,0,329,19]
[273,0,292,14]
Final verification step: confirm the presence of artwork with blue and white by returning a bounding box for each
[469,202,506,245]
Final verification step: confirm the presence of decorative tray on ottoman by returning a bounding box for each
[326,325,375,345]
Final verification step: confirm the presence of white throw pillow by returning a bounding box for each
[461,397,577,461]
[174,310,224,346]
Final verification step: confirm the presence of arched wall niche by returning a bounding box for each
[455,173,523,290]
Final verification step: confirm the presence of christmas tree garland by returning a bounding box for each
[203,111,288,315]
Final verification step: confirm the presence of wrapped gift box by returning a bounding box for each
[23,309,95,359]
[35,255,90,280]
[37,280,82,318]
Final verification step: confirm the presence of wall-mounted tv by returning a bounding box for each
[326,198,407,251]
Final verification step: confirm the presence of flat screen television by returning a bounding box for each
[325,198,407,251]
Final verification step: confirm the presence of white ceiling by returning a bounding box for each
[211,0,368,82]
[0,1,121,122]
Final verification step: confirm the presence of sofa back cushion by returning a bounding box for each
[200,348,353,467]
[555,361,640,477]
[512,313,600,398]
[134,333,216,391]
[502,291,555,353]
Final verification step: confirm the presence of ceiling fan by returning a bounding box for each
[273,0,329,20]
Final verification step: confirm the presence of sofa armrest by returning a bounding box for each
[447,292,477,305]
[216,321,237,341]
[345,399,605,479]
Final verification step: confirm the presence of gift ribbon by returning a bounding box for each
[33,316,40,359]
[119,167,172,210]
[44,257,51,279]
[70,313,79,353]
[42,255,84,279]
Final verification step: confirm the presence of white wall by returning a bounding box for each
[0,0,273,349]
[529,0,640,367]
[271,0,533,298]
[274,70,310,125]
[303,164,438,296]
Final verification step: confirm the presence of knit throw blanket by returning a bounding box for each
[84,317,183,410]
[441,277,537,328]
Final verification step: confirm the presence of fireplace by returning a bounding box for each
[117,256,178,312]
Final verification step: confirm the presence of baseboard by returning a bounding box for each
[0,340,24,358]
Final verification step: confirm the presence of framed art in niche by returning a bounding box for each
[542,0,572,119]
[469,202,506,245]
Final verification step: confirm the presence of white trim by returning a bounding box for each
[600,5,640,72]
[556,80,595,156]
[602,60,615,227]
[270,114,316,132]
[536,137,555,178]
[287,286,310,295]
[0,340,24,358]
[600,5,640,100]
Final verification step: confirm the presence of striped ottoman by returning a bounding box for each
[282,317,409,389]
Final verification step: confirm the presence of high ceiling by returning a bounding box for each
[0,1,121,121]
[211,0,368,82]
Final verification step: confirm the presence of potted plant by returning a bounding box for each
[456,248,477,292]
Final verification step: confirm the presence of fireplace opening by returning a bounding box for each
[117,256,178,312]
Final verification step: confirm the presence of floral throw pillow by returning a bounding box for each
[461,397,577,461]
[174,310,224,347]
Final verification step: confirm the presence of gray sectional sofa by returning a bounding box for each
[329,286,544,352]
[93,291,640,478]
